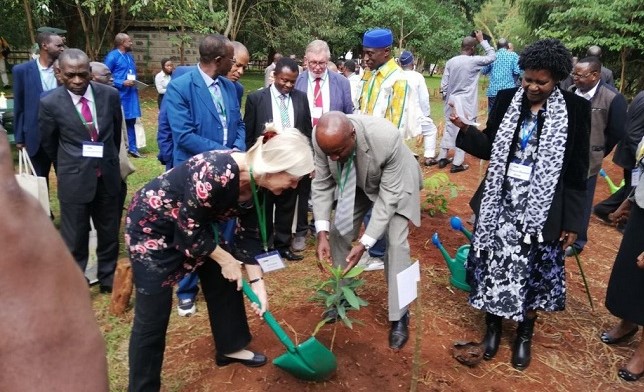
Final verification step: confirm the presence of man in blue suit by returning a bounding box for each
[293,39,353,252]
[13,32,64,180]
[163,34,245,316]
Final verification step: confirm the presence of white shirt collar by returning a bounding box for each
[67,85,94,105]
[308,70,328,82]
[198,63,217,88]
[576,81,600,100]
[270,83,289,98]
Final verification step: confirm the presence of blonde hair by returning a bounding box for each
[246,123,314,178]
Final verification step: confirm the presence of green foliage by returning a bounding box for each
[474,0,536,50]
[312,262,368,336]
[423,172,460,216]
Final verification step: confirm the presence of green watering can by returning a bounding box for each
[242,280,337,381]
[431,216,472,292]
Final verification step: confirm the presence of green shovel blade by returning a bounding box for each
[273,337,338,381]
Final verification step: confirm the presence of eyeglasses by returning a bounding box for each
[571,72,594,79]
[307,60,327,68]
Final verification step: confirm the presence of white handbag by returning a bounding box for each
[15,149,51,215]
[134,117,147,149]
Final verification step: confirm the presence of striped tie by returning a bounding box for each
[279,94,290,128]
[334,162,356,236]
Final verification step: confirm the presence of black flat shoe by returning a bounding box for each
[215,352,267,367]
[618,367,644,382]
[99,285,113,294]
[389,312,409,350]
[450,164,469,173]
[128,150,143,158]
[280,249,304,261]
[600,327,638,345]
[437,157,453,169]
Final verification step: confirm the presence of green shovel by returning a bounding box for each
[242,279,337,381]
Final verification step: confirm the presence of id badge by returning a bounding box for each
[255,250,285,273]
[507,162,532,181]
[311,107,323,120]
[632,167,640,188]
[126,73,136,81]
[82,141,104,158]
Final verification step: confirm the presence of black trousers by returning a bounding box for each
[128,260,251,392]
[267,177,311,250]
[593,168,632,219]
[59,176,120,287]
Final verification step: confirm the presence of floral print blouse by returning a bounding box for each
[125,151,241,294]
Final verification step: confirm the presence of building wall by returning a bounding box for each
[128,29,205,81]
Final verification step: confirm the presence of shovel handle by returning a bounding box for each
[242,279,298,352]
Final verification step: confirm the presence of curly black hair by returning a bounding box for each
[518,38,573,82]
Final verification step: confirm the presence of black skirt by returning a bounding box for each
[605,203,644,325]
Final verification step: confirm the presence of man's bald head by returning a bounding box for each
[315,112,356,163]
[90,61,113,85]
[461,36,478,55]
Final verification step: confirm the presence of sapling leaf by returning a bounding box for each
[343,266,365,278]
[325,292,339,307]
[337,304,347,319]
[341,286,360,309]
[313,318,332,336]
[357,297,369,307]
[341,316,354,329]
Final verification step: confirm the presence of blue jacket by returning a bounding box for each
[157,67,246,167]
[165,67,245,166]
[104,48,142,119]
[12,60,46,156]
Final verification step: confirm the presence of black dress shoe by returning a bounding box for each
[99,285,113,294]
[215,352,267,367]
[389,312,409,350]
[280,249,304,261]
[618,367,644,382]
[423,157,438,166]
[437,157,453,169]
[128,150,143,158]
[450,164,469,173]
[600,327,638,345]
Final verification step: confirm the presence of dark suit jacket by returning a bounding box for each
[294,71,354,114]
[39,82,123,204]
[12,60,45,156]
[456,87,591,238]
[165,68,245,166]
[243,87,312,148]
[613,91,644,169]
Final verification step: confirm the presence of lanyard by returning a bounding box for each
[519,114,538,151]
[209,83,227,124]
[337,150,355,195]
[249,167,269,252]
[364,66,396,112]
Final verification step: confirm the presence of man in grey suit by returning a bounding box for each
[311,111,422,350]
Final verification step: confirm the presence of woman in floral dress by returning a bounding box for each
[126,128,313,391]
[450,39,590,370]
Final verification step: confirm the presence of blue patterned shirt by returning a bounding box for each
[481,49,521,97]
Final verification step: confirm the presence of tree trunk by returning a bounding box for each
[619,47,627,94]
[75,0,92,57]
[109,258,134,316]
[22,0,36,45]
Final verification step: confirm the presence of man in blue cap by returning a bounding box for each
[399,50,439,166]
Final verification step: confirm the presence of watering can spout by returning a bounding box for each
[450,216,473,241]
[432,233,455,265]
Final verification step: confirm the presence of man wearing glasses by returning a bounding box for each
[566,56,627,257]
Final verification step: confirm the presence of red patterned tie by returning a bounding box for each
[80,97,98,142]
[80,96,101,176]
[313,77,322,126]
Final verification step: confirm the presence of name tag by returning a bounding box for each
[255,250,285,273]
[127,73,136,81]
[311,107,323,120]
[507,162,532,181]
[82,141,104,158]
[632,167,640,188]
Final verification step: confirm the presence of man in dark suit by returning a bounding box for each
[13,32,64,179]
[164,34,246,316]
[39,49,123,293]
[244,57,312,260]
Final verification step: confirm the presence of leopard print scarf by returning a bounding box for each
[473,87,568,254]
